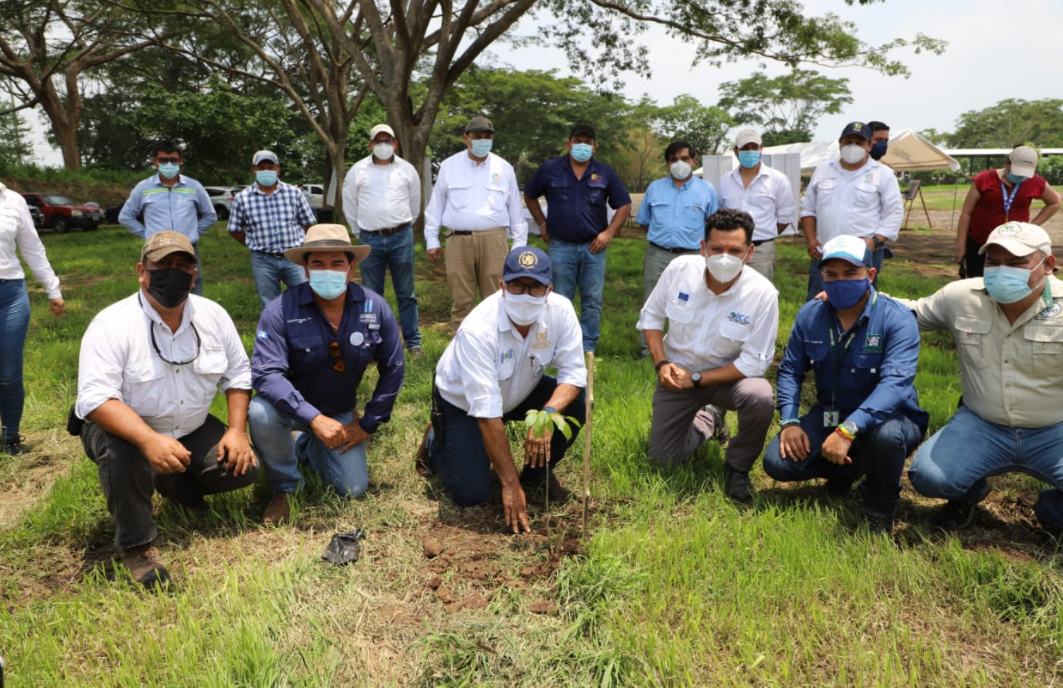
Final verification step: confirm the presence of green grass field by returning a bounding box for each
[2,225,1062,685]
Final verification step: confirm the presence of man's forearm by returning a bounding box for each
[225,389,251,430]
[477,417,519,485]
[543,383,582,414]
[87,399,161,451]
[644,329,667,366]
[697,362,745,387]
[606,204,632,233]
[800,217,818,244]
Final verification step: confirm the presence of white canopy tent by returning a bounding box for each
[880,129,961,172]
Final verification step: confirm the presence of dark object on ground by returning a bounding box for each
[263,491,291,525]
[122,542,170,589]
[933,501,977,530]
[724,466,753,504]
[864,513,894,536]
[322,529,365,565]
[1,436,23,456]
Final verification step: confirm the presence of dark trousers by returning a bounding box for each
[964,237,986,278]
[82,415,259,549]
[429,376,586,506]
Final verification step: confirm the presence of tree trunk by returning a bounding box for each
[36,81,82,170]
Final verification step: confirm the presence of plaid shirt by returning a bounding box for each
[227,181,316,252]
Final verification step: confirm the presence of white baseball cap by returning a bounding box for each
[252,149,279,165]
[369,124,395,140]
[818,235,874,269]
[979,221,1052,257]
[1008,146,1038,177]
[735,129,762,148]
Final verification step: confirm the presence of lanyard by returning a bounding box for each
[827,291,877,408]
[1000,179,1022,220]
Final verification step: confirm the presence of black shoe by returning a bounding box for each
[706,405,730,445]
[1,436,23,456]
[933,501,977,530]
[864,513,894,536]
[521,473,573,508]
[824,475,856,499]
[723,466,753,504]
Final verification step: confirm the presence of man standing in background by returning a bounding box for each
[868,121,890,161]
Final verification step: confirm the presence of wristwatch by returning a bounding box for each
[872,236,885,249]
[839,420,859,439]
[690,371,702,387]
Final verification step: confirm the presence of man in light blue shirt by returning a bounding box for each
[120,142,217,295]
[634,140,718,357]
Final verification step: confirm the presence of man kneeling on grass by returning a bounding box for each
[763,235,928,535]
[75,231,259,588]
[416,246,586,533]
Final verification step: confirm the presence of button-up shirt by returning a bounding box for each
[0,183,61,298]
[718,164,796,242]
[896,277,1063,428]
[76,293,252,439]
[637,256,779,378]
[342,154,421,238]
[227,180,315,253]
[251,282,405,433]
[776,287,928,435]
[424,151,525,250]
[525,156,632,244]
[799,158,903,244]
[635,175,717,250]
[119,174,217,243]
[435,290,586,418]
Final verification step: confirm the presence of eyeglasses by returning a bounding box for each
[155,157,181,164]
[149,320,201,365]
[328,341,345,372]
[505,282,548,297]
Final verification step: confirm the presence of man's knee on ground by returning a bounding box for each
[447,480,491,507]
[907,452,965,499]
[330,476,368,500]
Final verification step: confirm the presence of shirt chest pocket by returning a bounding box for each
[1023,324,1063,374]
[854,184,879,209]
[851,351,885,382]
[191,345,228,401]
[954,316,991,369]
[487,185,507,212]
[716,320,751,358]
[550,180,570,203]
[449,183,473,210]
[353,329,383,364]
[496,353,517,381]
[665,301,696,333]
[125,360,165,418]
[683,203,707,231]
[816,180,837,205]
[586,182,607,206]
[290,336,326,374]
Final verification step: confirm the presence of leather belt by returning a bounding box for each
[752,238,775,247]
[649,241,698,254]
[363,223,410,237]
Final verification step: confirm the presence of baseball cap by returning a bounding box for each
[252,149,279,165]
[1009,146,1039,177]
[142,231,197,264]
[840,121,871,142]
[978,221,1052,257]
[735,129,762,148]
[464,116,494,134]
[570,123,597,140]
[818,235,874,269]
[502,247,552,286]
[369,124,395,140]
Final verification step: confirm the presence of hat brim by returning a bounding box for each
[143,247,197,264]
[818,253,870,270]
[978,238,1041,257]
[284,241,371,265]
[503,271,551,286]
[1010,161,1036,177]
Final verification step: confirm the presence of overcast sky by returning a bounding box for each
[22,0,1062,165]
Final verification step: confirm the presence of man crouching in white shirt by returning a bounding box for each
[638,209,779,503]
[416,246,587,533]
[74,231,259,588]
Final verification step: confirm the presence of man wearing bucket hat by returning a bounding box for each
[416,246,586,534]
[763,235,927,535]
[248,224,405,524]
[901,222,1063,531]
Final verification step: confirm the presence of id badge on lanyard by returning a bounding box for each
[1001,179,1022,220]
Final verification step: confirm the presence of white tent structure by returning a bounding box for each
[880,129,961,172]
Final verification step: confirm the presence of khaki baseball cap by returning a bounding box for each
[369,124,395,140]
[735,129,762,148]
[979,221,1052,257]
[141,231,197,264]
[1009,146,1039,177]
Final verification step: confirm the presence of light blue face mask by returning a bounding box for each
[308,269,348,299]
[983,257,1045,304]
[1006,172,1028,185]
[256,170,278,186]
[157,162,180,179]
[470,139,493,158]
[737,151,761,169]
[570,143,593,163]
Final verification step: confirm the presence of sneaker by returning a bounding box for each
[933,501,977,530]
[263,492,292,525]
[706,405,730,445]
[415,423,433,478]
[521,473,573,508]
[864,513,895,536]
[723,466,753,504]
[408,347,424,359]
[121,542,170,588]
[1,436,24,456]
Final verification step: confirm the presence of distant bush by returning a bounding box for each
[0,162,146,188]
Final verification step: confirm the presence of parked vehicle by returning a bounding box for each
[300,183,325,210]
[204,186,245,220]
[20,193,104,233]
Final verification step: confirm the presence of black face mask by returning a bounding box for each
[870,141,888,161]
[147,267,195,308]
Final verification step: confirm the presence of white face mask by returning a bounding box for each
[840,144,867,165]
[503,292,548,326]
[670,160,692,180]
[372,143,394,161]
[705,252,747,283]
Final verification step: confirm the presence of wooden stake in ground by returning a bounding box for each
[582,352,594,536]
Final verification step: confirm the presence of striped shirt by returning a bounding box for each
[119,173,217,243]
[227,181,316,252]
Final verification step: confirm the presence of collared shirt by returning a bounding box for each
[251,282,405,433]
[435,290,586,418]
[227,180,316,252]
[635,175,718,250]
[637,256,779,378]
[119,173,218,243]
[969,170,1049,244]
[718,163,796,242]
[75,292,252,439]
[896,276,1063,429]
[342,154,421,238]
[424,151,525,250]
[776,287,928,433]
[524,156,632,243]
[0,183,61,298]
[799,158,903,243]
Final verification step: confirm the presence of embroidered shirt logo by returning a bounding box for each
[864,333,883,352]
[727,311,751,326]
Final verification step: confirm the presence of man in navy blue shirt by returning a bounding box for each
[763,235,927,534]
[248,224,405,524]
[524,124,632,353]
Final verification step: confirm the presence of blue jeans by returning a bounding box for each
[806,245,886,301]
[908,406,1063,528]
[248,396,369,498]
[358,227,421,349]
[250,251,307,308]
[763,410,925,518]
[549,241,606,352]
[0,279,30,443]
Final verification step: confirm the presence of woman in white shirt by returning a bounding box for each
[0,184,64,455]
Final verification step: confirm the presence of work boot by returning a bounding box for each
[933,501,977,530]
[706,405,730,445]
[263,492,292,525]
[824,475,856,499]
[1,435,24,456]
[864,513,895,536]
[121,542,170,588]
[408,347,424,359]
[521,473,573,508]
[723,466,753,504]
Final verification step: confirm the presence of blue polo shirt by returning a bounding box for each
[524,156,631,243]
[251,282,405,434]
[636,175,718,250]
[119,173,217,243]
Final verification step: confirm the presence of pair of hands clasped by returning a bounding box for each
[779,425,853,466]
[656,362,699,391]
[142,427,257,477]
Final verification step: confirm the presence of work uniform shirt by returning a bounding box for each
[0,183,61,298]
[896,276,1063,428]
[119,174,217,243]
[424,151,525,250]
[637,256,779,378]
[342,154,421,238]
[776,287,928,437]
[252,283,405,433]
[227,181,315,253]
[635,175,717,250]
[75,292,252,439]
[524,156,631,243]
[434,290,586,418]
[718,164,796,242]
[799,158,903,244]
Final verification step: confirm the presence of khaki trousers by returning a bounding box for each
[444,227,508,325]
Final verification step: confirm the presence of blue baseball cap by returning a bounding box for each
[503,247,552,285]
[818,235,874,269]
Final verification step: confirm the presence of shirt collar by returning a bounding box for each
[152,173,187,188]
[296,281,365,307]
[138,289,195,334]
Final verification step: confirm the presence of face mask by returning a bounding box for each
[737,151,761,169]
[147,267,195,308]
[705,252,747,283]
[669,160,691,180]
[823,278,870,310]
[983,258,1045,304]
[870,141,888,161]
[1006,172,1028,185]
[570,143,593,163]
[308,269,348,299]
[840,144,867,165]
[255,170,278,186]
[470,139,493,158]
[157,162,180,179]
[373,143,394,161]
[503,292,548,326]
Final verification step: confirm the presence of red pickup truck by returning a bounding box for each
[21,193,104,233]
